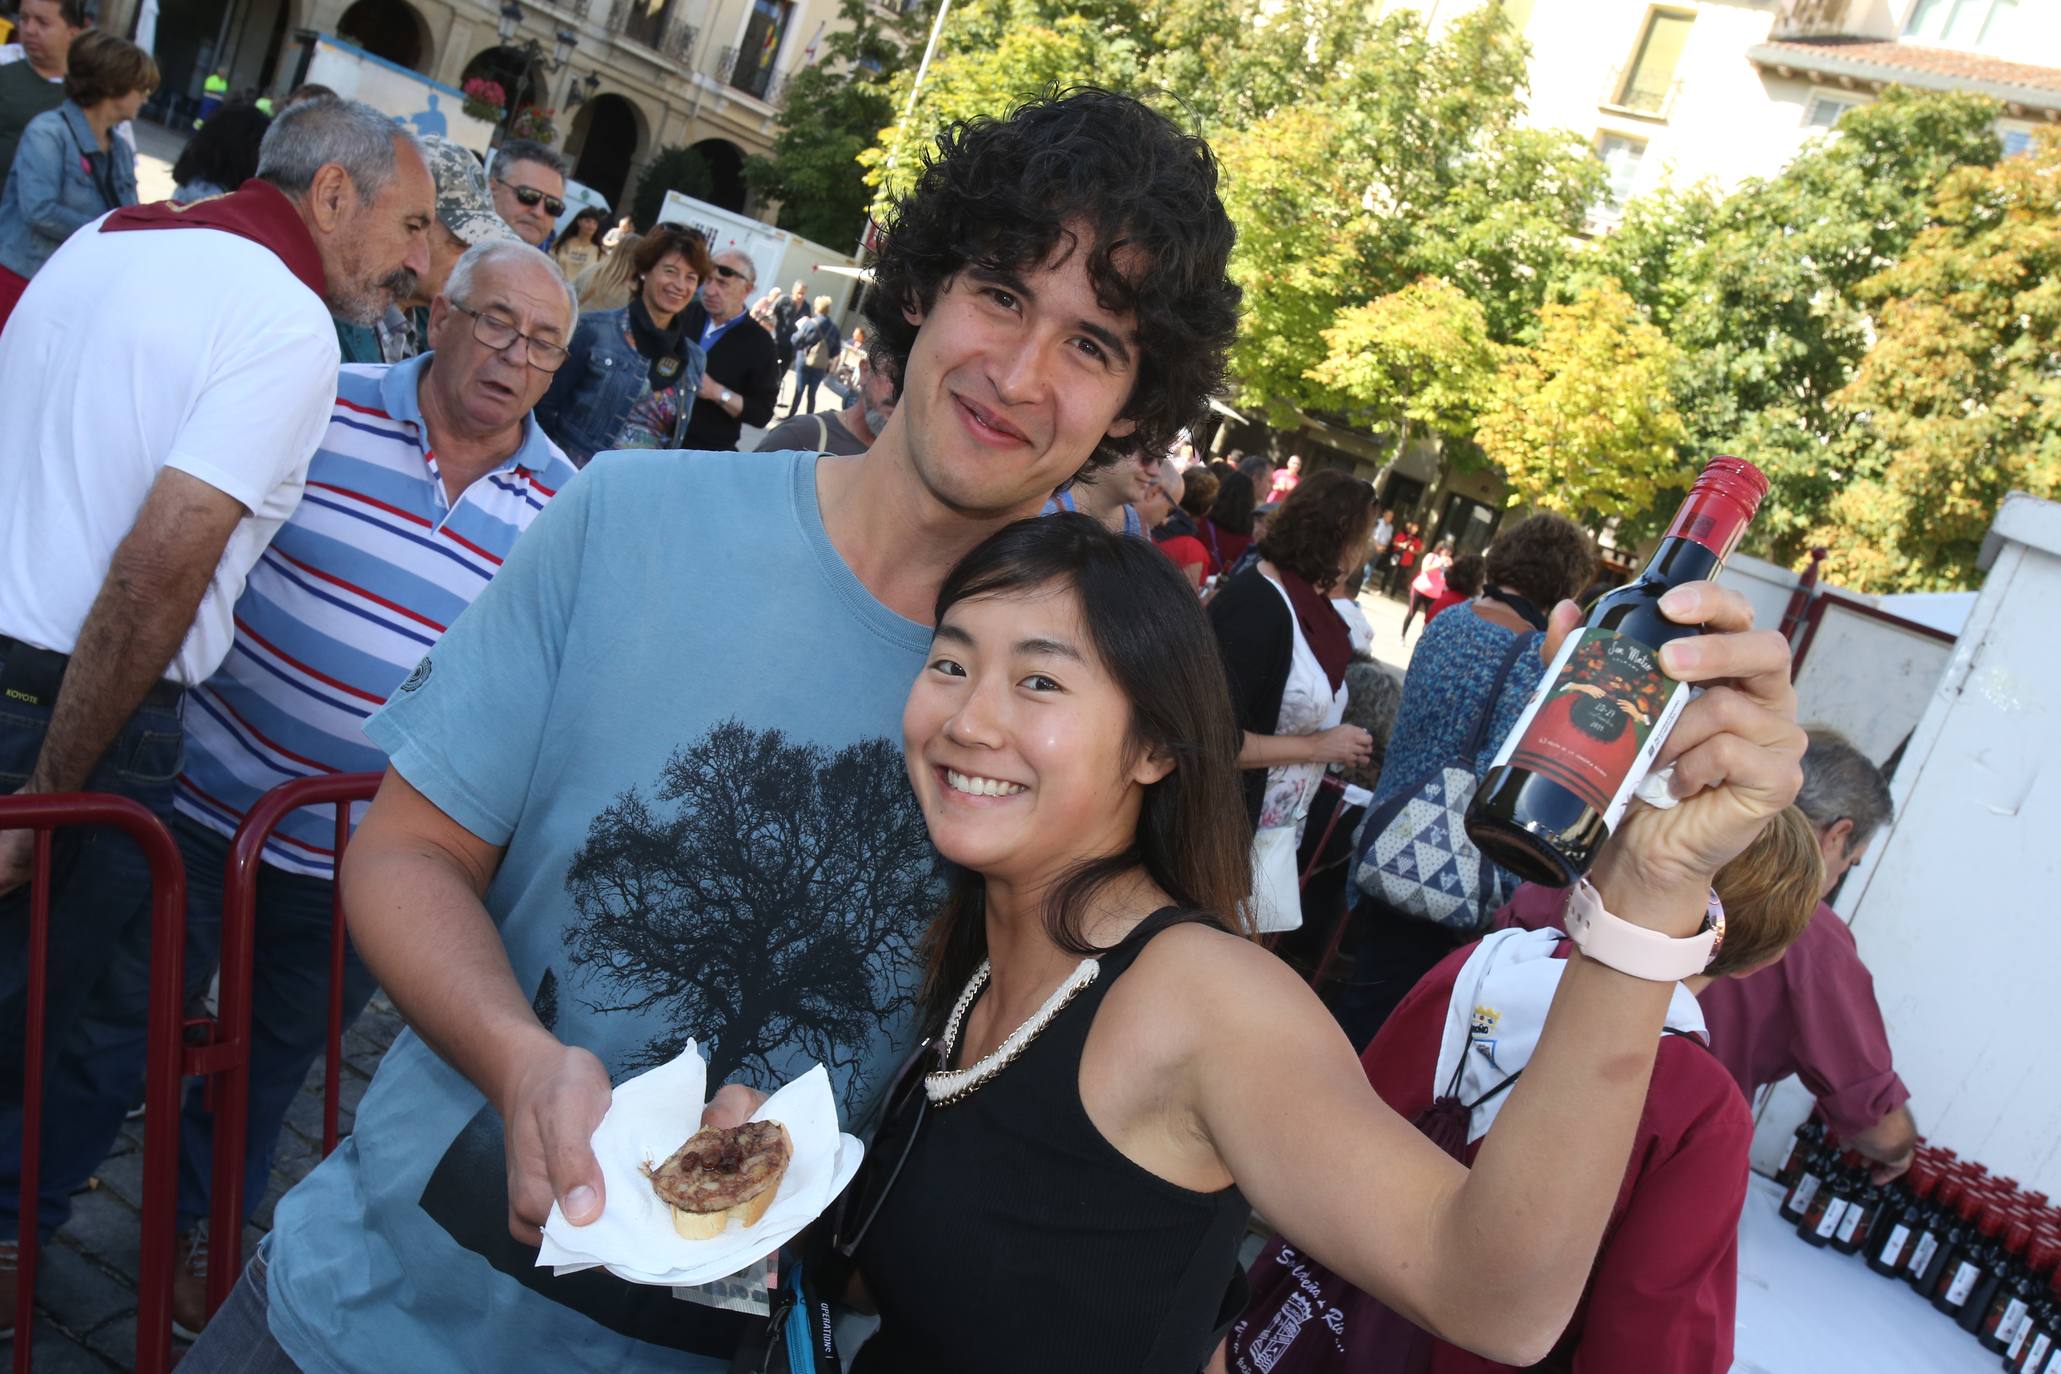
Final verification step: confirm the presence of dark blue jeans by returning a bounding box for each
[170,814,379,1232]
[177,1244,305,1373]
[0,668,184,1240]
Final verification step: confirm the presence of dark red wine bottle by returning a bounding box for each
[1983,1232,2050,1355]
[1871,1167,1933,1277]
[1799,1153,1860,1249]
[1467,456,1770,886]
[1782,1145,1832,1225]
[1911,1179,1969,1293]
[1777,1117,1826,1189]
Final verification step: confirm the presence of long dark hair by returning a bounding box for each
[919,515,1252,1023]
[1209,469,1256,536]
[173,102,270,192]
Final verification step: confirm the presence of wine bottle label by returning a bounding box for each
[1878,1223,1910,1268]
[1788,1174,1821,1215]
[1491,627,1691,828]
[1910,1232,1939,1275]
[2009,1317,2036,1362]
[1836,1202,1867,1243]
[1999,1300,2030,1347]
[1814,1197,1847,1239]
[1947,1261,1981,1307]
[2024,1330,2052,1370]
[2042,1340,2061,1374]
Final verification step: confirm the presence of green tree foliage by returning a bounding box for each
[1217,8,1598,421]
[1475,283,1687,522]
[630,145,715,230]
[1308,277,1499,442]
[746,0,923,248]
[1817,132,2061,590]
[857,2,1594,428]
[1623,89,2002,565]
[859,0,1148,206]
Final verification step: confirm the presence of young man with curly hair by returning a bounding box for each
[180,87,1240,1374]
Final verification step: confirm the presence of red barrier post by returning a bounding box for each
[0,793,185,1374]
[200,772,381,1316]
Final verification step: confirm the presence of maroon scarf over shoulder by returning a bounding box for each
[99,179,326,299]
[1273,566,1351,693]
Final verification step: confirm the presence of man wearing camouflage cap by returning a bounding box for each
[337,133,518,364]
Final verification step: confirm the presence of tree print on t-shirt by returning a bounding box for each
[562,719,939,1114]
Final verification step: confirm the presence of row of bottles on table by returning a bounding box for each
[1775,1121,2061,1370]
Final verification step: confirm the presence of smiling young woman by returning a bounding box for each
[837,512,1808,1372]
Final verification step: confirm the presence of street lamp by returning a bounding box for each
[492,1,579,141]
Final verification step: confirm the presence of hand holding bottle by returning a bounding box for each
[1586,581,1804,925]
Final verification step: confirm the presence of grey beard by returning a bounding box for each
[863,405,891,438]
[329,266,420,327]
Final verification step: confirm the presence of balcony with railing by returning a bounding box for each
[1770,0,1875,41]
[591,0,698,67]
[714,43,788,105]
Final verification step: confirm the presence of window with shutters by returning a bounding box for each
[1613,9,1694,116]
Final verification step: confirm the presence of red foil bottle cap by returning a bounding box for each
[2008,1222,2034,1254]
[1664,455,1770,559]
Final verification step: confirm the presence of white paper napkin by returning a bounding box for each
[536,1043,864,1288]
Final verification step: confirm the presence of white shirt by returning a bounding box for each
[0,213,339,684]
[1257,570,1349,833]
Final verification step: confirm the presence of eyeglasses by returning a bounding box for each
[711,263,750,284]
[494,179,566,217]
[452,303,569,372]
[825,1035,937,1264]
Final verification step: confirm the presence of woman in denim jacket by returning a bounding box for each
[0,31,155,330]
[536,223,712,466]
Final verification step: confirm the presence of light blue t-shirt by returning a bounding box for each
[264,450,939,1373]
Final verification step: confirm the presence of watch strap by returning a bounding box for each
[1563,879,1720,982]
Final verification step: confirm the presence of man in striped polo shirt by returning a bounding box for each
[158,238,579,1338]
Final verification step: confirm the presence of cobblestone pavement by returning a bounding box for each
[15,994,404,1371]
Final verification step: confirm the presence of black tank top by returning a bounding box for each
[852,909,1252,1372]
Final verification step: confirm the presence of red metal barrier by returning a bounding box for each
[193,771,381,1318]
[1,794,185,1374]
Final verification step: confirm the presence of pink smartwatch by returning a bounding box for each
[1563,879,1725,982]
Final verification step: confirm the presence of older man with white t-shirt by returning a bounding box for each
[0,95,432,1325]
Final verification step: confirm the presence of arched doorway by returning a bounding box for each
[337,0,430,71]
[690,137,746,214]
[461,46,543,119]
[568,93,642,208]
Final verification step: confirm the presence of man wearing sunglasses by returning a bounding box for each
[488,138,567,248]
[680,248,781,451]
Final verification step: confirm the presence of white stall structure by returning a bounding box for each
[1726,494,2060,1372]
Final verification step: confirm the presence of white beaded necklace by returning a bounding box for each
[924,956,1101,1106]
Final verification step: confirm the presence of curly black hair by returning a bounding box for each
[864,87,1240,478]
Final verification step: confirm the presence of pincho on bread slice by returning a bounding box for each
[643,1119,793,1240]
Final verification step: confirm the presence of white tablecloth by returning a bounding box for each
[1733,1175,2005,1373]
